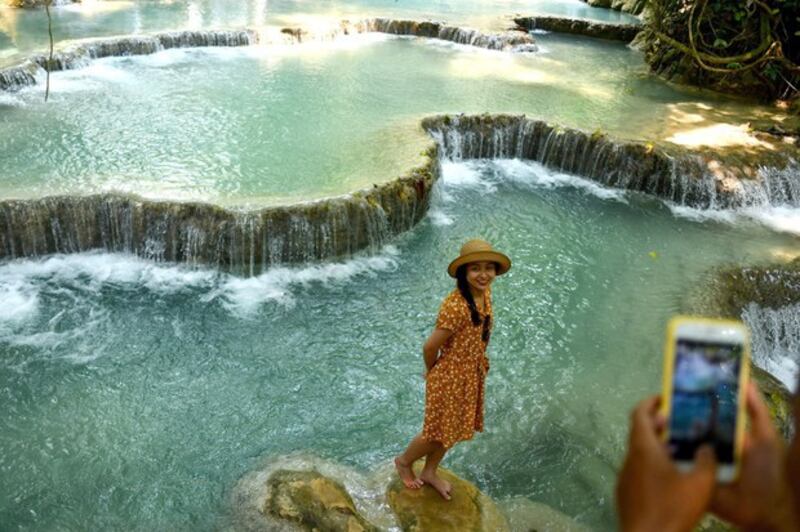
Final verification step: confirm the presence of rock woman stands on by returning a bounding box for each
[395,239,511,500]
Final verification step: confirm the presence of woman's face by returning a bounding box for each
[465,261,497,294]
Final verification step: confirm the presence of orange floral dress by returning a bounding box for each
[422,288,492,449]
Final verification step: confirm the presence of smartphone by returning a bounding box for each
[661,316,750,482]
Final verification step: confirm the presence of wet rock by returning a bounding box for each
[386,466,509,531]
[264,470,380,532]
[1,30,256,91]
[355,18,537,53]
[580,0,647,16]
[753,366,794,440]
[514,16,640,43]
[700,259,800,318]
[685,260,797,438]
[5,0,76,7]
[696,514,733,531]
[422,113,799,209]
[0,143,438,272]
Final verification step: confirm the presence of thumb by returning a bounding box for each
[690,445,717,484]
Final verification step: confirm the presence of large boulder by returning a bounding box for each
[386,466,509,531]
[264,470,380,532]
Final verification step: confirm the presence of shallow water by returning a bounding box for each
[1,160,797,530]
[0,0,639,59]
[0,35,777,204]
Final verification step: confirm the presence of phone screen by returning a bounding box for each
[668,338,742,464]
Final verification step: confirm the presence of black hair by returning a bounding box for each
[455,263,495,343]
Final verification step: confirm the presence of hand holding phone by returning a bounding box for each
[616,395,717,532]
[711,383,799,531]
[661,317,750,482]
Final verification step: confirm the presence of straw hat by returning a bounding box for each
[447,239,511,278]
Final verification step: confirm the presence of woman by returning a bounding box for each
[394,239,511,500]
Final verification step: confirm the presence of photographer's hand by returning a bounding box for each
[616,396,716,532]
[710,382,798,532]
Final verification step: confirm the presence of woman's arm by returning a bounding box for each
[423,328,453,371]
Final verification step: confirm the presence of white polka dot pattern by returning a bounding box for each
[422,288,492,449]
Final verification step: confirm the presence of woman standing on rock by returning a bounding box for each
[394,239,511,500]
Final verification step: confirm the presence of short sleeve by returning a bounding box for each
[435,293,467,333]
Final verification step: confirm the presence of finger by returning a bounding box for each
[654,412,667,437]
[630,396,663,448]
[694,445,717,473]
[688,445,717,492]
[745,381,778,440]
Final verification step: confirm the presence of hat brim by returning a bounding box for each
[448,251,511,278]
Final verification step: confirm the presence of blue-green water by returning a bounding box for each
[1,160,797,529]
[0,0,639,59]
[1,0,798,530]
[0,35,776,204]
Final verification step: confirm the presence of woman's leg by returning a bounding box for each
[395,433,438,488]
[419,444,453,500]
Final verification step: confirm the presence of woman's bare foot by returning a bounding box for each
[419,470,452,500]
[394,457,423,489]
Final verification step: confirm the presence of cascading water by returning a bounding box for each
[742,302,800,392]
[0,164,433,275]
[0,30,257,91]
[423,114,800,210]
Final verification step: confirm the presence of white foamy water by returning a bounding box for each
[440,159,627,201]
[668,204,800,236]
[0,280,39,330]
[205,245,400,315]
[0,247,402,328]
[742,302,800,392]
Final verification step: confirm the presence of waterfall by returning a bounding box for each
[513,16,641,43]
[742,302,800,392]
[0,19,537,92]
[280,18,538,52]
[0,30,257,91]
[422,114,800,209]
[0,156,437,274]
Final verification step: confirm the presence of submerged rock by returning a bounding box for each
[264,470,380,532]
[386,466,509,531]
[514,16,640,43]
[498,496,591,532]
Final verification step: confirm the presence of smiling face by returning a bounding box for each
[465,261,497,295]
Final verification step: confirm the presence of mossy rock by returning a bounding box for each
[386,466,509,531]
[695,514,733,531]
[687,259,800,319]
[752,366,794,441]
[264,469,379,532]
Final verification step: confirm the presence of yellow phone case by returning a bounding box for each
[660,315,750,480]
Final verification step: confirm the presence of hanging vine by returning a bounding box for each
[644,0,800,102]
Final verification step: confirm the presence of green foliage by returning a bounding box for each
[644,0,800,102]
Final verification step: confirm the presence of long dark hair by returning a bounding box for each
[455,264,493,343]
